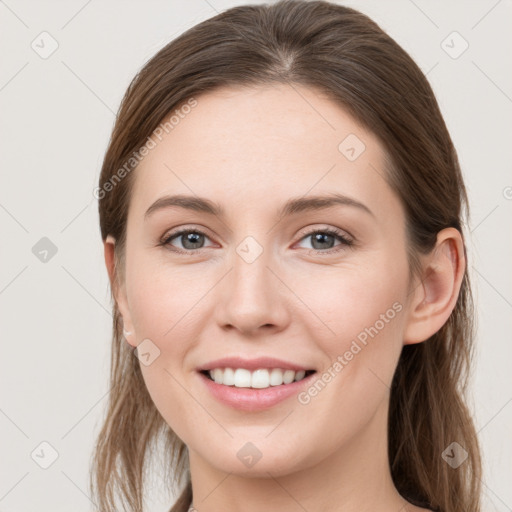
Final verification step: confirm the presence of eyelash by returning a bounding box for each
[159,226,354,256]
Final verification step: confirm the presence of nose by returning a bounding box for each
[215,247,290,336]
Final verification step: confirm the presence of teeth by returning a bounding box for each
[207,368,309,388]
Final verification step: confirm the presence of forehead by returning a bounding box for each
[129,83,398,221]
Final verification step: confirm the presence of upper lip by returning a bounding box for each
[197,356,314,372]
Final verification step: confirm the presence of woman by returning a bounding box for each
[90,1,482,511]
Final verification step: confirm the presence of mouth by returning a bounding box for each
[199,368,317,389]
[197,366,317,411]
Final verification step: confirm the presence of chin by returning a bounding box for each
[197,439,313,478]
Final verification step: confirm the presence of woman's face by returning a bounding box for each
[115,84,416,476]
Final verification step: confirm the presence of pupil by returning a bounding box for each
[183,232,203,249]
[312,233,333,250]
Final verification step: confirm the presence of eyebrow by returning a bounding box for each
[144,192,374,220]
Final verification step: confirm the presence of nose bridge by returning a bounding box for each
[232,243,271,297]
[218,235,287,333]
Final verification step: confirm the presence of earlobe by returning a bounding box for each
[403,228,465,345]
[103,235,137,347]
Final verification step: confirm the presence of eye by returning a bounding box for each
[159,226,354,255]
[295,227,354,254]
[160,228,215,254]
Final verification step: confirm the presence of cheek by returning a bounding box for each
[295,258,408,348]
[124,262,207,443]
[290,271,406,463]
[126,252,209,341]
[296,253,408,409]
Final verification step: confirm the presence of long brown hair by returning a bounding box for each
[90,1,482,511]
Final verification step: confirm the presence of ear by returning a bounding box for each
[403,227,465,345]
[104,235,137,347]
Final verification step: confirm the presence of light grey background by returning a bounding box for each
[1,1,511,511]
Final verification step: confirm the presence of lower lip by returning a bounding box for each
[198,372,315,411]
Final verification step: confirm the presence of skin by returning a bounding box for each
[104,83,465,512]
